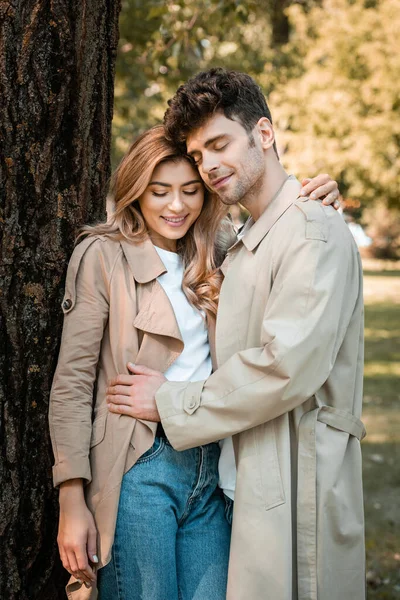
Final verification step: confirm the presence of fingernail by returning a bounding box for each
[128,362,135,368]
[300,189,305,196]
[310,192,316,199]
[92,555,99,563]
[77,579,82,584]
[84,582,91,588]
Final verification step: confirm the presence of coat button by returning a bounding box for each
[187,398,196,409]
[63,299,72,310]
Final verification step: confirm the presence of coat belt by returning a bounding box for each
[296,406,366,600]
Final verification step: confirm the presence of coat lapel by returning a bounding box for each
[120,238,184,373]
[134,281,184,373]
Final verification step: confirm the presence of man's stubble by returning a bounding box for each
[216,139,265,208]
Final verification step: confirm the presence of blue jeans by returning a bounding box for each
[98,437,231,600]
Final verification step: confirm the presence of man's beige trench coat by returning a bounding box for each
[157,177,366,600]
[49,235,224,600]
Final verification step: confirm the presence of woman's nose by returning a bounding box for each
[168,193,185,212]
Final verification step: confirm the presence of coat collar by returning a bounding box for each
[120,236,167,283]
[121,237,167,283]
[232,175,302,253]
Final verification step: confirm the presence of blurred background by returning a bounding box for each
[112,1,399,597]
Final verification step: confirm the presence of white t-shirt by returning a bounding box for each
[154,245,236,499]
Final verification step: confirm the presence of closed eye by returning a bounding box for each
[152,191,168,197]
[183,189,199,195]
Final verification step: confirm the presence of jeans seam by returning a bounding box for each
[178,446,205,525]
[112,541,124,600]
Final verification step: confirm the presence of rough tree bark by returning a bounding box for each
[0,1,121,598]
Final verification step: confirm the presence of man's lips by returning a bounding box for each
[210,174,232,189]
[161,215,189,227]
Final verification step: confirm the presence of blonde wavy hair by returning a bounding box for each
[81,125,234,320]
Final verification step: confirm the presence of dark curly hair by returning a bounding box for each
[164,68,277,154]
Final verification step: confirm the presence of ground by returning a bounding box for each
[362,258,400,599]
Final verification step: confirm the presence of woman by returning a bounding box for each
[49,125,338,600]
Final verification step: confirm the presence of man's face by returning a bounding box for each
[186,113,266,206]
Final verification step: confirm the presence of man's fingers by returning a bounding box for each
[106,394,132,406]
[107,384,132,397]
[127,362,161,376]
[109,374,135,387]
[108,402,134,415]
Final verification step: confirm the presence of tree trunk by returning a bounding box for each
[0,1,121,598]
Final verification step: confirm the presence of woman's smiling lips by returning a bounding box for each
[161,215,189,227]
[211,174,232,189]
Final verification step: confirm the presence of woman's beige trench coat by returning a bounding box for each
[49,235,221,600]
[156,178,366,600]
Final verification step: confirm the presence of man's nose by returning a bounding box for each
[201,153,219,174]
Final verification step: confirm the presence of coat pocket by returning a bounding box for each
[90,409,107,448]
[254,421,286,510]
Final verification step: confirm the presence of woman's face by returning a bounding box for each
[138,159,205,252]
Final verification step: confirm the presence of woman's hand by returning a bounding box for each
[58,479,98,587]
[300,174,341,209]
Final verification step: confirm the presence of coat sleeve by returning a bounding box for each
[49,238,110,487]
[156,210,361,450]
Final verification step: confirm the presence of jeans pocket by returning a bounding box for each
[135,436,165,464]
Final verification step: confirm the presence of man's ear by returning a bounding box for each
[256,117,275,150]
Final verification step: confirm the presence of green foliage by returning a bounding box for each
[363,204,400,258]
[113,0,294,163]
[271,0,400,208]
[113,0,399,213]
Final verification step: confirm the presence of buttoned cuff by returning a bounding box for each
[156,379,205,420]
[52,459,92,488]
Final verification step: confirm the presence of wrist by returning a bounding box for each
[59,478,85,504]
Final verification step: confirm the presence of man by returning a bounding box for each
[107,69,365,599]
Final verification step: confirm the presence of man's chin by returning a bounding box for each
[215,191,239,206]
[220,196,240,207]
